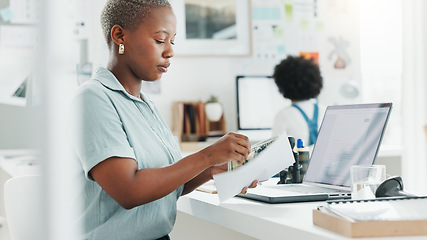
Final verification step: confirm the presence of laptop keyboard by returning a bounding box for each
[279,184,348,194]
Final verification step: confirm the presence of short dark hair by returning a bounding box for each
[101,0,171,48]
[273,56,323,101]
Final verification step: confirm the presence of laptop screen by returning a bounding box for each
[304,103,392,187]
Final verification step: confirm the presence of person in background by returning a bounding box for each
[272,55,326,146]
[72,1,257,239]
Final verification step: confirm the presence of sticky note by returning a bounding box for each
[0,7,14,22]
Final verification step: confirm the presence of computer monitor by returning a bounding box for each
[236,76,290,131]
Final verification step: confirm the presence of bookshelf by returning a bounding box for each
[172,101,226,143]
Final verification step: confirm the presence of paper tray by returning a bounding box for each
[313,209,427,238]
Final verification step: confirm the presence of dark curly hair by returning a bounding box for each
[273,56,323,101]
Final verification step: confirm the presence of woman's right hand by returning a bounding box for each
[199,132,251,167]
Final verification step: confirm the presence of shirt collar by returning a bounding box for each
[93,67,153,103]
[292,98,317,106]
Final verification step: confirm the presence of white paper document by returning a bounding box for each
[213,133,295,202]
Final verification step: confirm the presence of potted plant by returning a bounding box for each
[205,95,223,122]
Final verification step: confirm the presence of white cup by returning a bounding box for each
[350,165,386,200]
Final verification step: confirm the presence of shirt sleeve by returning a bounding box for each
[74,85,135,180]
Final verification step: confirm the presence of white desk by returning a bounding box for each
[172,187,426,240]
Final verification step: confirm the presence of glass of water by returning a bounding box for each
[350,165,386,200]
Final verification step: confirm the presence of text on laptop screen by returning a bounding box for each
[304,103,392,187]
[236,76,290,130]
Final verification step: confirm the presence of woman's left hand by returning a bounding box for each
[239,179,258,194]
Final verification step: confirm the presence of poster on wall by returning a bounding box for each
[318,0,361,104]
[7,0,40,24]
[238,0,324,75]
[170,0,251,56]
[237,0,361,104]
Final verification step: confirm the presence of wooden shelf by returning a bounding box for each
[172,101,226,143]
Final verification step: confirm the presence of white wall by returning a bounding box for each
[152,56,275,132]
[0,104,39,149]
[89,0,361,133]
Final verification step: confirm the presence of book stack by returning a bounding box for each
[313,196,427,238]
[172,101,226,142]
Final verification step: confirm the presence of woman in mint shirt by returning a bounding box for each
[73,1,257,239]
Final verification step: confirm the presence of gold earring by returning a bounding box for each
[118,44,125,55]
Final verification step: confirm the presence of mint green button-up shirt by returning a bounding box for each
[73,67,184,240]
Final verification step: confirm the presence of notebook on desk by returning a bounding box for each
[238,103,393,203]
[313,196,427,238]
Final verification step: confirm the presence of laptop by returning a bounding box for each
[238,102,393,203]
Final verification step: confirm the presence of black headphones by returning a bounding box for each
[375,176,417,198]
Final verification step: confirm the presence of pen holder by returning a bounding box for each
[277,136,302,184]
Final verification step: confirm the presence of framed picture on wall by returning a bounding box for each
[170,0,252,56]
